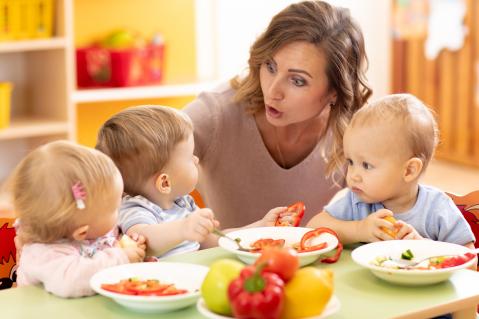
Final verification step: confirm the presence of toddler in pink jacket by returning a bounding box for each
[11,141,146,298]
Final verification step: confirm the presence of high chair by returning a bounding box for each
[0,213,16,290]
[446,191,479,249]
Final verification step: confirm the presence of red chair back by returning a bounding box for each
[446,191,479,249]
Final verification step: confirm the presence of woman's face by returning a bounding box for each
[259,41,336,126]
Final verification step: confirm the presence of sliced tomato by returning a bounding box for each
[275,202,305,227]
[101,278,188,296]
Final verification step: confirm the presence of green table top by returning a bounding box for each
[2,247,479,319]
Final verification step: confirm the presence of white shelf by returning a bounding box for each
[0,118,69,140]
[0,38,67,53]
[71,81,219,103]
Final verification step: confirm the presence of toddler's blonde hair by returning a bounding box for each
[96,105,193,196]
[10,140,122,244]
[350,94,439,171]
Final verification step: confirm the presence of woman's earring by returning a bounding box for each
[330,102,336,107]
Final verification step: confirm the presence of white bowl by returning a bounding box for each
[90,262,208,313]
[351,240,476,286]
[218,227,339,266]
[196,295,340,319]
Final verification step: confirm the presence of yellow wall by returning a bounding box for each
[74,0,197,146]
[77,96,196,147]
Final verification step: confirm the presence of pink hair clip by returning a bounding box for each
[72,181,86,210]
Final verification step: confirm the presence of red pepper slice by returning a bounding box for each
[249,238,285,253]
[275,202,305,227]
[298,227,343,263]
[101,278,188,296]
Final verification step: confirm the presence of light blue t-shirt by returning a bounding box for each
[324,185,475,245]
[118,194,200,258]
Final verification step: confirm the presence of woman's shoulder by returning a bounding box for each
[185,81,239,114]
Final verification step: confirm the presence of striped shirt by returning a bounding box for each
[118,195,200,257]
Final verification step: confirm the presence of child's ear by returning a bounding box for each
[71,225,89,241]
[155,173,171,194]
[403,157,423,182]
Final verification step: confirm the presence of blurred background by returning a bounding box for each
[0,0,477,200]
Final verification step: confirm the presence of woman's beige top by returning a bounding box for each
[183,82,343,229]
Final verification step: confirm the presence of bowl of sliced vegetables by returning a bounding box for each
[351,240,477,285]
[90,262,208,312]
[218,227,339,266]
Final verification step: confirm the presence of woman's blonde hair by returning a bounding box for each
[350,94,439,171]
[96,105,193,196]
[231,0,372,176]
[10,140,121,244]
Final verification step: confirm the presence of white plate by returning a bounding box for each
[196,295,340,319]
[90,262,208,313]
[218,227,339,266]
[351,240,476,286]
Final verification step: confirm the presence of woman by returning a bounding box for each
[184,0,372,228]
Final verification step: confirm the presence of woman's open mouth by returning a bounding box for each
[266,106,283,119]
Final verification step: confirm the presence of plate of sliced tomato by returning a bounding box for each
[90,262,208,313]
[218,227,340,266]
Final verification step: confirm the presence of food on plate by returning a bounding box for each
[249,238,286,252]
[101,278,187,296]
[202,248,335,318]
[380,216,398,238]
[401,249,414,260]
[275,202,305,227]
[245,228,343,264]
[282,267,334,319]
[201,259,244,316]
[228,264,285,319]
[371,250,476,270]
[118,234,137,248]
[254,247,299,282]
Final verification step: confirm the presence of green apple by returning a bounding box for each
[201,259,244,315]
[101,30,137,49]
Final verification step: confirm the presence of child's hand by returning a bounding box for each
[394,221,423,240]
[122,244,146,263]
[121,233,147,262]
[260,206,287,227]
[182,208,218,242]
[128,232,147,251]
[358,209,397,242]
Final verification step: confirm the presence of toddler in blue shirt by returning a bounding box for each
[307,94,474,248]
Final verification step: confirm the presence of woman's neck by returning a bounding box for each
[255,110,328,168]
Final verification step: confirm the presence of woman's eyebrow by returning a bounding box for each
[288,69,312,78]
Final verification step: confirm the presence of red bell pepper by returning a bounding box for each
[228,265,284,319]
[298,227,343,263]
[275,202,305,227]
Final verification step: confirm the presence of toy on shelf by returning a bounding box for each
[0,82,12,129]
[76,29,165,88]
[0,0,54,41]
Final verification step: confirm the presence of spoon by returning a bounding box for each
[213,228,250,252]
[389,248,479,269]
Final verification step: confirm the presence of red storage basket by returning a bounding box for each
[76,43,164,88]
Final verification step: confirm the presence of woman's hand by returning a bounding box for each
[357,209,397,242]
[394,221,423,240]
[182,208,218,242]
